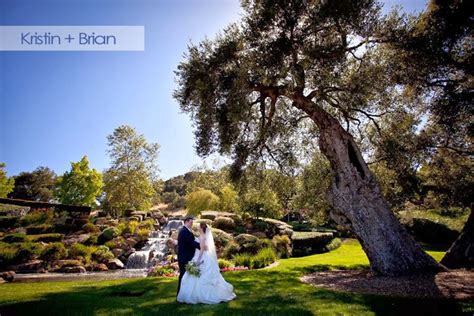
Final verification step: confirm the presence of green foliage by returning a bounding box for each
[56,156,103,207]
[2,233,28,243]
[217,258,233,269]
[241,187,282,220]
[210,228,233,249]
[99,227,119,243]
[117,220,139,236]
[149,265,175,277]
[219,185,240,213]
[69,243,95,262]
[84,234,99,245]
[103,125,160,214]
[137,228,150,241]
[26,224,54,234]
[9,166,56,201]
[291,232,335,257]
[234,234,262,254]
[271,235,292,258]
[82,222,100,233]
[0,241,18,266]
[185,188,220,216]
[325,238,342,252]
[40,242,68,261]
[0,216,20,229]
[161,191,179,204]
[29,233,64,243]
[0,163,14,198]
[20,210,54,226]
[139,219,156,230]
[222,241,240,259]
[233,247,276,269]
[91,245,114,263]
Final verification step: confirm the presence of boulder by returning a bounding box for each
[63,233,91,246]
[106,258,124,269]
[126,237,138,247]
[63,266,86,273]
[112,248,124,257]
[8,260,44,273]
[92,263,109,271]
[235,234,262,254]
[0,271,15,282]
[213,217,236,231]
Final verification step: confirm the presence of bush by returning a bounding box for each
[0,216,20,229]
[26,224,54,234]
[137,228,150,241]
[40,242,68,261]
[291,232,334,257]
[29,233,64,243]
[272,235,292,258]
[213,217,236,231]
[404,218,459,245]
[139,219,156,230]
[325,238,342,252]
[12,242,44,264]
[218,259,233,269]
[223,241,240,259]
[104,236,125,250]
[84,234,99,245]
[2,232,28,243]
[92,245,114,263]
[232,247,276,269]
[98,227,119,243]
[82,223,100,233]
[20,210,54,226]
[149,265,175,277]
[235,234,262,254]
[251,247,277,269]
[69,243,95,262]
[117,221,139,235]
[0,241,17,267]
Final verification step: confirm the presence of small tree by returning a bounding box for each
[9,166,56,202]
[219,184,240,213]
[103,125,160,213]
[186,188,220,216]
[56,156,103,207]
[0,163,14,198]
[242,186,282,220]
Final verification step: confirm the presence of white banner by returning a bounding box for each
[0,26,144,51]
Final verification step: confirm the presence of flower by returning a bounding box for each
[185,261,201,277]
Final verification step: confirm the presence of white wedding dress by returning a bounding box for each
[177,229,236,304]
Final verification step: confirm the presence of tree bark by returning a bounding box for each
[294,95,443,276]
[441,209,474,269]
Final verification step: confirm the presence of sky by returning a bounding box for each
[0,0,427,180]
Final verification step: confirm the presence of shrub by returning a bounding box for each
[139,219,156,230]
[149,265,175,277]
[251,247,276,269]
[0,242,17,267]
[117,221,139,235]
[223,241,240,259]
[92,245,114,263]
[213,217,236,231]
[98,227,119,243]
[13,242,44,264]
[325,238,342,252]
[82,223,100,233]
[405,218,459,245]
[29,233,64,243]
[261,238,272,249]
[69,243,95,262]
[232,253,252,268]
[104,236,126,250]
[254,221,269,232]
[40,242,68,261]
[272,235,292,258]
[2,232,28,243]
[84,234,99,245]
[26,224,54,234]
[137,228,150,241]
[20,210,54,226]
[0,216,20,229]
[218,259,233,269]
[235,234,262,254]
[291,232,334,257]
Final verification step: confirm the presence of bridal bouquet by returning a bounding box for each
[185,261,201,277]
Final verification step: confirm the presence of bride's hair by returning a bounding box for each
[200,222,207,233]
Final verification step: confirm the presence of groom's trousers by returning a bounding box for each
[177,261,186,296]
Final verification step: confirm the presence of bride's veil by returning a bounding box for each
[205,227,218,262]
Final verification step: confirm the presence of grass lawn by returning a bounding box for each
[0,240,472,316]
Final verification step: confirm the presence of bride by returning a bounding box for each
[177,222,236,304]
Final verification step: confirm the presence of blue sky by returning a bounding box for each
[0,0,426,180]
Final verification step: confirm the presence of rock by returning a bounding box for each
[126,237,138,247]
[92,263,109,271]
[106,258,124,269]
[112,248,124,257]
[251,231,267,239]
[63,233,91,246]
[200,212,217,221]
[99,227,119,243]
[52,259,83,269]
[0,271,15,282]
[0,278,5,284]
[8,260,44,273]
[130,215,142,222]
[213,217,236,231]
[63,266,86,273]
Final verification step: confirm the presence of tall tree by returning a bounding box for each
[174,0,441,275]
[9,166,56,201]
[56,156,103,207]
[103,125,160,213]
[0,163,14,198]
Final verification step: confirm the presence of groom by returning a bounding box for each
[176,216,200,296]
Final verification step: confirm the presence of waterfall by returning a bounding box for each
[125,219,183,269]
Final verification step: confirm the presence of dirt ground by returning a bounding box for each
[301,269,474,300]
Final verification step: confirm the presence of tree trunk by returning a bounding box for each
[295,96,443,276]
[441,209,474,269]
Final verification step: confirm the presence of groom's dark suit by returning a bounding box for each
[177,226,200,295]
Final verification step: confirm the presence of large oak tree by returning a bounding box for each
[174,0,442,275]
